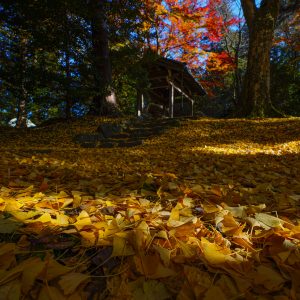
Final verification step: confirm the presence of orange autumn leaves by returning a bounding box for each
[142,0,239,77]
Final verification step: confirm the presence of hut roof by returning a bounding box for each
[143,56,206,101]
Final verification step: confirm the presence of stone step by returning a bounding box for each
[128,131,163,138]
[76,117,182,148]
[74,133,104,143]
[100,139,143,148]
[109,133,130,139]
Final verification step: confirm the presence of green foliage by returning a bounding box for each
[270,44,300,116]
[0,0,299,123]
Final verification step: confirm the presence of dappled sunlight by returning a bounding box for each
[191,139,300,155]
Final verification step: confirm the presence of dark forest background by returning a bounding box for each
[0,0,299,127]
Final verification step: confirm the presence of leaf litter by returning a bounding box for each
[0,117,300,299]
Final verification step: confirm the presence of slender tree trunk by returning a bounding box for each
[232,25,242,107]
[16,36,28,128]
[64,10,72,119]
[65,49,72,119]
[240,0,280,117]
[89,0,118,116]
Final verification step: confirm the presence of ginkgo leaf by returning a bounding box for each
[38,285,67,300]
[58,273,90,295]
[255,213,284,228]
[204,286,227,300]
[0,217,22,233]
[132,280,171,300]
[73,210,92,230]
[153,245,172,266]
[10,211,40,221]
[0,198,6,211]
[21,257,46,294]
[0,243,15,256]
[28,213,52,224]
[43,258,71,281]
[134,254,176,278]
[224,205,247,218]
[51,213,69,226]
[4,200,23,212]
[0,279,21,300]
[253,265,285,291]
[200,237,232,265]
[0,262,25,285]
[111,236,135,257]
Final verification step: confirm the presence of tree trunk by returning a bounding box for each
[16,36,28,128]
[240,0,280,117]
[65,50,72,119]
[89,0,118,116]
[64,10,72,119]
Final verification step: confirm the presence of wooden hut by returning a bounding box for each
[137,57,206,118]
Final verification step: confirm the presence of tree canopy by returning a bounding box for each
[0,0,299,123]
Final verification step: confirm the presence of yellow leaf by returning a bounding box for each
[111,236,135,257]
[79,230,99,246]
[4,200,22,212]
[43,257,71,281]
[169,204,181,221]
[11,211,40,221]
[74,210,92,230]
[0,243,15,256]
[0,263,24,285]
[60,198,73,209]
[133,221,151,251]
[200,237,231,265]
[202,204,222,214]
[57,191,69,199]
[156,231,168,239]
[51,213,69,226]
[191,185,203,194]
[38,286,66,300]
[254,265,285,291]
[134,254,176,279]
[28,213,52,223]
[21,257,46,294]
[255,213,284,228]
[59,273,90,295]
[178,266,211,299]
[153,245,172,266]
[0,279,21,300]
[132,279,171,300]
[0,198,6,211]
[0,217,22,233]
[204,286,227,300]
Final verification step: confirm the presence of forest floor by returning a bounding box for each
[0,116,300,300]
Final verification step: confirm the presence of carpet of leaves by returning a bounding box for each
[0,117,300,300]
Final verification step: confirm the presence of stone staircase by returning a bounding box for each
[74,118,181,148]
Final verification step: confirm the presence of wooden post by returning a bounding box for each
[169,84,174,118]
[191,100,194,117]
[137,92,144,117]
[141,93,144,113]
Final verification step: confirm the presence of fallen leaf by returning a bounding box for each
[59,273,90,295]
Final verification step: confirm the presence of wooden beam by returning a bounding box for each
[149,85,169,90]
[168,80,194,104]
[149,75,168,81]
